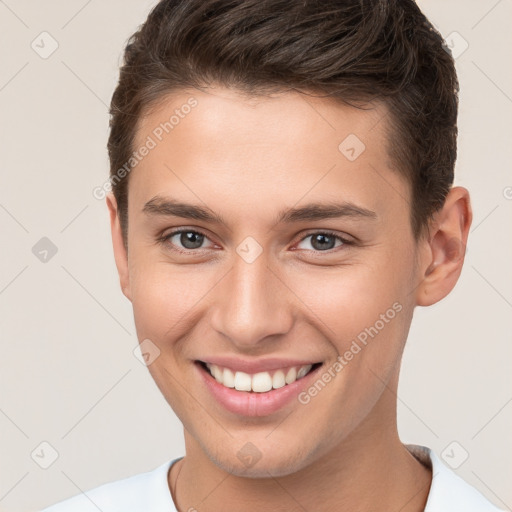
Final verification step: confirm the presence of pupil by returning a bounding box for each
[312,234,334,251]
[181,232,203,249]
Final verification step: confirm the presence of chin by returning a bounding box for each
[204,439,320,479]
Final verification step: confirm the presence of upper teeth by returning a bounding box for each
[206,363,313,393]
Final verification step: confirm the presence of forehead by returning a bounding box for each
[136,87,390,155]
[129,87,408,228]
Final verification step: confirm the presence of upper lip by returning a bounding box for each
[197,356,320,374]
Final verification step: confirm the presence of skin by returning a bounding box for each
[107,87,471,512]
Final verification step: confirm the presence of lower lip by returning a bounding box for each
[196,362,322,417]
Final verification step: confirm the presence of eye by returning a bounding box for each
[158,229,216,252]
[295,231,350,252]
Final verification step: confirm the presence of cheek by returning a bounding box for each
[291,263,406,336]
[129,258,214,343]
[286,252,415,391]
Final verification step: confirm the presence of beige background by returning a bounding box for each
[0,1,511,511]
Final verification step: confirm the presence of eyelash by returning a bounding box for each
[157,228,353,255]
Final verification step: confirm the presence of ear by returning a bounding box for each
[415,186,472,307]
[106,193,132,302]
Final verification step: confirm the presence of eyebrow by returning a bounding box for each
[143,196,226,224]
[277,202,377,223]
[142,195,377,226]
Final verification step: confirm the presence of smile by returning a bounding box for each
[203,362,317,393]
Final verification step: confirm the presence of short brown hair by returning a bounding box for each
[107,0,459,243]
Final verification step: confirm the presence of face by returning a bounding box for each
[111,87,427,477]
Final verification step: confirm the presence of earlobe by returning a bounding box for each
[106,193,132,302]
[415,187,472,307]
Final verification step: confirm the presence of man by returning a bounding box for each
[42,0,503,510]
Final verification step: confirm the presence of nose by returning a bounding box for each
[209,250,293,350]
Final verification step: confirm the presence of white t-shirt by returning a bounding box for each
[40,444,504,511]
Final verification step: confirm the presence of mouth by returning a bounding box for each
[195,359,323,417]
[198,360,322,393]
